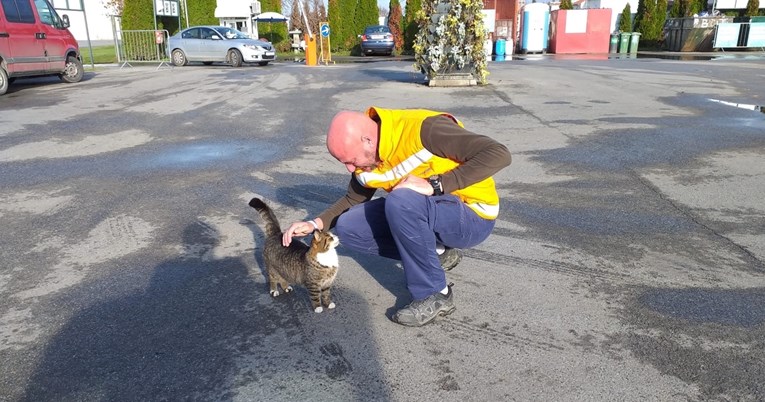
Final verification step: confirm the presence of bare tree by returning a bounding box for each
[388,0,403,50]
[101,0,124,15]
[289,0,305,32]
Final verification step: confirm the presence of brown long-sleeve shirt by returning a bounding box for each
[317,115,512,228]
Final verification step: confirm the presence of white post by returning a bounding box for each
[152,0,158,32]
[183,0,189,28]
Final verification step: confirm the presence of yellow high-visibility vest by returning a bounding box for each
[355,107,500,219]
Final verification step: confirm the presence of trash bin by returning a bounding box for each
[610,33,619,53]
[484,38,493,60]
[629,32,641,54]
[619,32,631,53]
[495,39,506,57]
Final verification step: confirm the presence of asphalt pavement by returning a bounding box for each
[1,55,764,401]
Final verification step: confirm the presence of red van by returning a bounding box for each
[0,0,83,95]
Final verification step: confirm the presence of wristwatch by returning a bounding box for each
[428,175,444,196]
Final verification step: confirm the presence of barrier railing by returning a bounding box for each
[115,29,171,69]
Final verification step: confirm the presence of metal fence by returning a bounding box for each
[115,29,171,69]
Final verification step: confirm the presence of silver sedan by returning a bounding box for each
[168,26,276,67]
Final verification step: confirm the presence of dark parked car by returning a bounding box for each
[359,25,394,56]
[168,26,276,67]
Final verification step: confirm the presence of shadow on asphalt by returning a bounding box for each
[4,72,98,96]
[22,221,392,400]
[360,68,427,85]
[272,184,412,313]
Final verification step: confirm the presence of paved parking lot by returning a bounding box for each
[1,56,764,401]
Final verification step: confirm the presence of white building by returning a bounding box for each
[214,0,261,38]
[576,0,640,32]
[52,0,116,42]
[52,0,264,43]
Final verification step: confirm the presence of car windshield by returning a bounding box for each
[214,27,250,40]
[364,26,390,35]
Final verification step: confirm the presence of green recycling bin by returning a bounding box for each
[619,32,631,54]
[629,32,641,54]
[609,33,619,53]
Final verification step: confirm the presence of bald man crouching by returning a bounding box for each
[282,107,511,326]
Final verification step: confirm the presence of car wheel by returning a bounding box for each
[0,66,8,96]
[59,55,84,83]
[228,49,242,67]
[202,61,213,66]
[171,49,188,66]
[258,61,269,66]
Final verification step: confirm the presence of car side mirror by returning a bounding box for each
[62,14,70,28]
[212,35,221,40]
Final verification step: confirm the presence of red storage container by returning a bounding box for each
[548,9,612,54]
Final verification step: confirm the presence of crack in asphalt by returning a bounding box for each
[631,170,765,272]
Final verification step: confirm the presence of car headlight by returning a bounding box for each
[243,45,264,51]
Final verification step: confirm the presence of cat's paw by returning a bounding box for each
[328,302,336,309]
[314,306,324,313]
[270,290,280,297]
[285,286,293,293]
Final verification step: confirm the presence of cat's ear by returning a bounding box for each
[312,230,325,242]
[314,231,329,245]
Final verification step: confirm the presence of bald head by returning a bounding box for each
[326,110,380,172]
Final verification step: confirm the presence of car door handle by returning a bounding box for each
[36,32,46,39]
[0,32,9,38]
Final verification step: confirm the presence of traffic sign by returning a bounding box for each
[320,23,330,37]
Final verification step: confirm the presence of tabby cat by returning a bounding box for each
[248,197,340,313]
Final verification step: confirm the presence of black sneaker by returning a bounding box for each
[391,284,456,327]
[439,248,462,271]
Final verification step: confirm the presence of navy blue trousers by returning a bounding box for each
[334,189,496,300]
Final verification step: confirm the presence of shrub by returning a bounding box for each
[388,0,404,51]
[414,0,488,84]
[402,0,421,53]
[745,0,759,16]
[619,3,632,32]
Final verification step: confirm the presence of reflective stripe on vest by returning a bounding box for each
[355,148,433,187]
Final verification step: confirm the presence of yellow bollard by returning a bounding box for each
[304,33,317,66]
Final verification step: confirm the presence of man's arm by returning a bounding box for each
[316,175,376,229]
[420,115,511,193]
[282,175,375,246]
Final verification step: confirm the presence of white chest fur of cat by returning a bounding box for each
[249,197,341,313]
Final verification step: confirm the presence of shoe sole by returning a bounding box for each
[441,251,462,271]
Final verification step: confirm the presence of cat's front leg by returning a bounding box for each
[321,287,336,310]
[307,284,324,313]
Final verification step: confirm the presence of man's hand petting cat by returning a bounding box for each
[393,175,432,195]
[283,219,323,247]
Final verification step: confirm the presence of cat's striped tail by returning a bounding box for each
[248,198,283,237]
